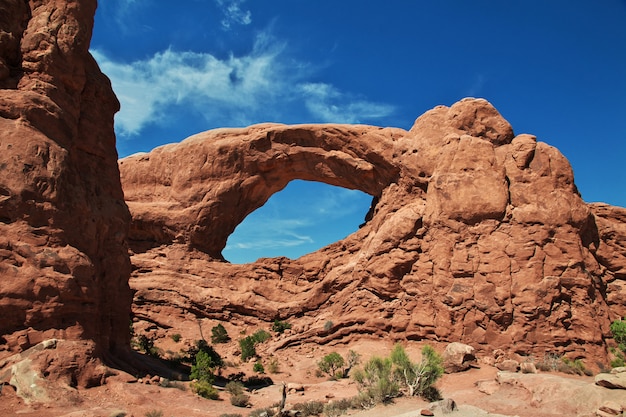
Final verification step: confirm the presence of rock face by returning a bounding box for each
[121,98,626,363]
[0,0,131,386]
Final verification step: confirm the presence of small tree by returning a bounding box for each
[318,352,345,379]
[390,344,443,399]
[239,336,256,361]
[211,324,231,344]
[190,350,216,383]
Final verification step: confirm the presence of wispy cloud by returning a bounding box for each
[215,0,252,29]
[225,217,314,252]
[92,35,286,136]
[92,34,395,137]
[299,83,395,124]
[223,182,371,259]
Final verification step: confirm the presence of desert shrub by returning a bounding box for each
[610,347,626,368]
[171,333,181,342]
[323,397,353,416]
[211,323,231,344]
[390,344,443,398]
[219,414,243,417]
[318,352,345,379]
[272,319,292,334]
[190,350,217,383]
[190,380,219,399]
[252,329,271,344]
[560,357,591,376]
[611,318,626,346]
[342,350,361,378]
[611,318,626,368]
[536,352,561,372]
[249,408,273,417]
[253,361,265,373]
[145,410,163,417]
[230,393,250,407]
[324,321,334,332]
[267,356,280,374]
[184,339,223,371]
[133,334,161,357]
[239,336,257,361]
[536,353,590,375]
[239,330,271,361]
[226,381,245,395]
[292,400,325,416]
[352,355,399,404]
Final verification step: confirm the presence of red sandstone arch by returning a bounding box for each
[120,123,404,258]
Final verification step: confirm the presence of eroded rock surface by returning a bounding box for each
[0,0,131,385]
[121,98,626,363]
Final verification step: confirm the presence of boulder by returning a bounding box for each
[496,360,520,373]
[443,342,477,373]
[520,362,537,374]
[596,372,626,390]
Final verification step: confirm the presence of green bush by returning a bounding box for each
[171,333,181,343]
[324,321,334,332]
[252,329,271,344]
[352,344,443,404]
[352,355,399,404]
[145,411,163,417]
[239,336,256,361]
[211,323,231,344]
[190,350,216,383]
[238,330,271,361]
[318,352,345,379]
[133,334,161,357]
[253,361,265,373]
[389,344,443,399]
[611,318,626,368]
[272,319,292,334]
[190,380,219,399]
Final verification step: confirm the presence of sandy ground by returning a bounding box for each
[0,333,621,417]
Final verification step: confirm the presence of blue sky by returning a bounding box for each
[91,1,626,263]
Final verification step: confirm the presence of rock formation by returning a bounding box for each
[121,98,626,363]
[1,0,625,406]
[0,0,131,389]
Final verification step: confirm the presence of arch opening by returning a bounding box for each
[223,179,372,264]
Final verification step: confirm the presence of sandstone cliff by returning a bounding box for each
[0,0,131,389]
[121,98,626,363]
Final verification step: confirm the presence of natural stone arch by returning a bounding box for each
[120,123,404,258]
[124,98,626,363]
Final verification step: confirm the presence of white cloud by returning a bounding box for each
[92,37,285,136]
[216,0,252,29]
[224,217,314,252]
[300,83,395,124]
[92,33,394,137]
